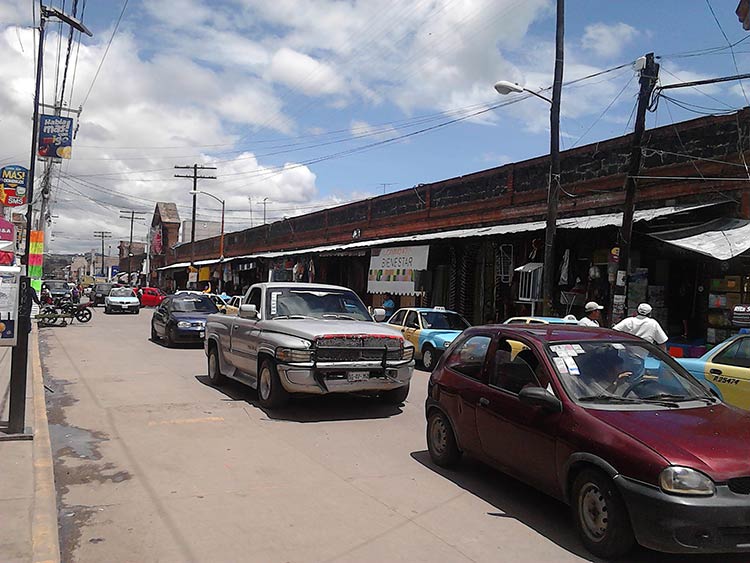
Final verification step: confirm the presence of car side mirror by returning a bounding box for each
[239,304,258,319]
[518,387,563,413]
[372,307,386,322]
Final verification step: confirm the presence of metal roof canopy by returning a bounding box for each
[649,217,750,260]
[159,202,720,270]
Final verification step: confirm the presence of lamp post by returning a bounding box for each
[493,0,564,316]
[263,197,269,225]
[6,5,91,437]
[190,189,225,288]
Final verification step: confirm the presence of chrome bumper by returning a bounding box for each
[277,360,414,394]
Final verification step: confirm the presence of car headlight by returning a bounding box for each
[659,466,715,496]
[275,347,313,363]
[177,321,191,328]
[402,347,414,361]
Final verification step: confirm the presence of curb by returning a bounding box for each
[30,328,61,563]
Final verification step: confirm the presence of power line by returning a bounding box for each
[705,0,749,105]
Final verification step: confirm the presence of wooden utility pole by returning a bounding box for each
[541,0,565,315]
[119,210,146,284]
[174,165,216,286]
[93,231,112,277]
[611,53,659,322]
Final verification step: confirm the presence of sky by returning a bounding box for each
[0,0,748,255]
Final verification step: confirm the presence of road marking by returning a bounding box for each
[147,416,224,426]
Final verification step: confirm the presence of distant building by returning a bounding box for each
[181,220,221,243]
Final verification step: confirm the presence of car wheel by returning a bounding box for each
[166,326,177,348]
[104,306,110,314]
[134,308,140,315]
[426,410,462,467]
[151,323,159,341]
[380,383,409,405]
[257,358,289,409]
[207,345,226,386]
[572,468,635,559]
[422,345,437,371]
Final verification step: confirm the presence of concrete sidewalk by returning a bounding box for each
[0,329,60,563]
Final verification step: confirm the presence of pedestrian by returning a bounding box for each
[578,301,603,327]
[382,292,395,318]
[612,303,668,350]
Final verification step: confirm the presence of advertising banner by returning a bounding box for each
[0,165,29,206]
[38,115,74,159]
[28,230,44,279]
[367,245,429,295]
[0,266,21,346]
[150,225,163,255]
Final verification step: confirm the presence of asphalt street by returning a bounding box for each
[39,309,742,563]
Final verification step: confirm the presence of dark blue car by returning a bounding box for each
[151,294,219,347]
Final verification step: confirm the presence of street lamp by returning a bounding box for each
[494,30,564,317]
[190,189,225,259]
[6,4,92,437]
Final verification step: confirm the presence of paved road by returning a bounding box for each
[40,310,742,563]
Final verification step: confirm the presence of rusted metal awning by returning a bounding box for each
[650,217,750,260]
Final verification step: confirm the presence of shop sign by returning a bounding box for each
[368,245,429,295]
[0,165,29,206]
[38,115,74,159]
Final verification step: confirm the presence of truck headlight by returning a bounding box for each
[276,347,313,363]
[659,466,715,496]
[402,347,414,361]
[177,321,191,328]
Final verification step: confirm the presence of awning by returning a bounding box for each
[160,202,719,269]
[650,217,750,260]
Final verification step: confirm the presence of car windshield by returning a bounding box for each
[95,284,113,292]
[172,296,219,313]
[419,311,469,330]
[547,340,715,408]
[110,288,134,297]
[266,288,371,320]
[45,281,67,290]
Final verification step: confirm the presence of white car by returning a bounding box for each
[105,287,140,315]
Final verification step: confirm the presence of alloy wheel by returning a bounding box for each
[259,366,271,400]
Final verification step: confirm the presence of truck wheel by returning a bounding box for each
[380,383,409,405]
[571,468,635,558]
[207,345,226,386]
[422,345,437,371]
[427,410,462,467]
[257,359,288,409]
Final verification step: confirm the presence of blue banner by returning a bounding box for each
[38,115,74,159]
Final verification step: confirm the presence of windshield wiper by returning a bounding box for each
[579,394,679,408]
[643,393,717,405]
[322,314,357,320]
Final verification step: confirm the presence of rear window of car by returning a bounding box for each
[172,296,219,313]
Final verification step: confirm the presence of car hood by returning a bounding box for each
[588,406,750,481]
[106,296,138,304]
[422,329,462,342]
[261,319,407,344]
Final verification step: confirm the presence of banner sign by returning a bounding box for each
[38,115,74,159]
[367,245,430,295]
[28,230,44,279]
[0,165,29,206]
[150,225,163,255]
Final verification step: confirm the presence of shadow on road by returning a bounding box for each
[195,375,404,423]
[411,450,749,563]
[148,336,203,349]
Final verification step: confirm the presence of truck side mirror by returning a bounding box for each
[239,304,258,319]
[372,307,386,322]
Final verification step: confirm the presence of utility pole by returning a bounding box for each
[93,231,112,277]
[174,164,216,286]
[119,210,145,285]
[540,0,565,316]
[611,53,660,323]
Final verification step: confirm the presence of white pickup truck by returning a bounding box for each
[203,282,415,408]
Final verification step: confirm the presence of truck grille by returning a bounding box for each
[315,334,403,362]
[728,477,750,495]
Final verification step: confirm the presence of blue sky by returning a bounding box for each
[0,0,748,252]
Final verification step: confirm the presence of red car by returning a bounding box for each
[139,287,166,308]
[425,325,750,558]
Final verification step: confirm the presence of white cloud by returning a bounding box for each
[581,22,638,58]
[267,47,347,97]
[349,119,399,141]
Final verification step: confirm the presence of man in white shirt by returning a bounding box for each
[578,301,603,327]
[612,303,669,350]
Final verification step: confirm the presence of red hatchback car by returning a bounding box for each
[425,325,750,558]
[139,287,166,308]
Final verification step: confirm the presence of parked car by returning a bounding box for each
[678,332,750,409]
[139,286,166,308]
[503,315,579,325]
[388,307,470,370]
[151,293,218,346]
[425,325,750,558]
[92,283,114,306]
[104,287,140,314]
[227,295,243,310]
[204,282,414,408]
[42,280,70,301]
[175,290,230,314]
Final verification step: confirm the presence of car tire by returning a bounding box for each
[257,358,289,409]
[166,326,177,348]
[380,383,410,405]
[207,345,226,386]
[422,345,437,371]
[571,468,635,559]
[134,308,140,315]
[104,306,110,314]
[426,410,462,468]
[151,323,159,341]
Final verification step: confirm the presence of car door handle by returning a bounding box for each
[709,368,723,376]
[479,397,490,407]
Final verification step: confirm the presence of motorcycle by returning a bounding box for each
[42,300,93,324]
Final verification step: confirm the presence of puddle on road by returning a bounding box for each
[49,424,101,459]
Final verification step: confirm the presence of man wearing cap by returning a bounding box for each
[613,303,668,350]
[578,301,604,327]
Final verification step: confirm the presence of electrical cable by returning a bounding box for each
[571,74,635,149]
[705,0,749,106]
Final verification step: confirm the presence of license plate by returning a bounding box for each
[347,371,369,382]
[199,331,205,338]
